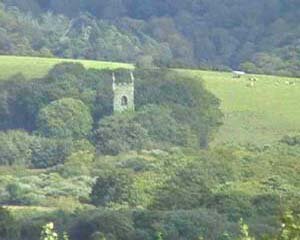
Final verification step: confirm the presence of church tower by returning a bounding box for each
[112,72,135,113]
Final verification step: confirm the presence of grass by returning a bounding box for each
[0,55,134,80]
[1,55,300,145]
[180,69,300,145]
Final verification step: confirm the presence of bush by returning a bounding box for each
[70,210,135,240]
[280,135,300,146]
[60,151,94,177]
[134,69,223,148]
[0,130,74,168]
[134,105,198,148]
[94,113,151,155]
[31,137,73,168]
[0,207,19,239]
[0,130,33,166]
[37,98,93,139]
[6,183,34,205]
[91,170,134,207]
[208,192,253,221]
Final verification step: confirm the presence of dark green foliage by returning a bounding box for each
[70,211,135,240]
[0,142,300,239]
[152,150,239,210]
[208,192,253,221]
[91,170,134,206]
[6,183,31,205]
[135,69,223,147]
[3,207,300,240]
[152,170,212,210]
[134,105,197,147]
[92,69,222,154]
[0,130,73,168]
[0,74,34,130]
[0,207,18,239]
[0,63,113,132]
[0,64,222,167]
[280,135,300,146]
[93,104,203,155]
[70,209,233,240]
[37,98,93,139]
[0,130,33,166]
[251,194,281,216]
[30,137,73,168]
[1,1,300,75]
[94,113,151,155]
[68,209,232,240]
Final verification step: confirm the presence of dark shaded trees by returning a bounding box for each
[0,207,19,239]
[1,0,300,76]
[94,113,151,156]
[37,98,93,139]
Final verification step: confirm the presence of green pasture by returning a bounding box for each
[1,55,300,145]
[0,55,134,80]
[180,69,300,145]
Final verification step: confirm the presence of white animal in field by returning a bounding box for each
[248,77,257,82]
[246,81,255,88]
[285,80,296,86]
[232,71,245,78]
[233,71,245,75]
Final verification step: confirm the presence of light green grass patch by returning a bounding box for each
[0,55,133,80]
[179,69,300,145]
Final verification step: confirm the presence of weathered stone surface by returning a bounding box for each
[112,73,135,113]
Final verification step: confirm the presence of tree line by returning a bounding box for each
[0,0,300,76]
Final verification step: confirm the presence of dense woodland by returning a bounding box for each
[0,0,300,76]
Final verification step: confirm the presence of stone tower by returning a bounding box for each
[112,72,135,113]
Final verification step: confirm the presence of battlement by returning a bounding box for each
[112,72,135,113]
[115,82,133,86]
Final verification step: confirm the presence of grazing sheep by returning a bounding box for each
[285,80,296,86]
[246,81,255,88]
[232,71,245,78]
[248,77,257,82]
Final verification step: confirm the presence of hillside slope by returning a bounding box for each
[0,56,133,80]
[1,1,300,76]
[1,56,299,145]
[181,70,300,144]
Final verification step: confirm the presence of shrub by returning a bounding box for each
[60,151,94,177]
[0,130,33,166]
[135,69,223,148]
[0,207,19,239]
[134,105,198,148]
[91,170,134,207]
[94,113,151,155]
[31,137,73,168]
[37,98,93,139]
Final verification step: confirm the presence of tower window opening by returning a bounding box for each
[121,96,128,106]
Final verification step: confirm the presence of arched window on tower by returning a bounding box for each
[121,96,128,106]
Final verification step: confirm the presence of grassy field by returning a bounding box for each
[181,69,300,145]
[0,55,134,80]
[1,55,300,145]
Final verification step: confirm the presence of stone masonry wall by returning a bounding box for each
[113,83,135,113]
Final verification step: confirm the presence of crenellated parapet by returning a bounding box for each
[112,72,135,113]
